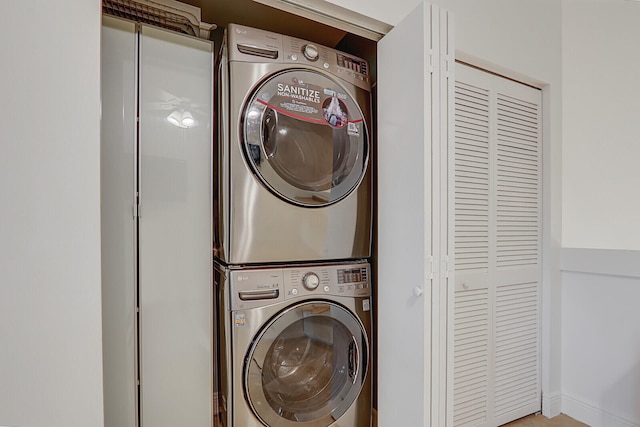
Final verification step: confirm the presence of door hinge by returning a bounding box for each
[425,256,434,280]
[442,256,449,279]
[133,192,141,218]
[426,51,434,74]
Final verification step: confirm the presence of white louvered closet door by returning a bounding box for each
[452,63,542,427]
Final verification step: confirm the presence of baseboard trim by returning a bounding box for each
[542,391,562,418]
[562,394,640,427]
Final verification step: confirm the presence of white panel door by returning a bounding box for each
[138,26,213,427]
[101,16,137,427]
[452,63,542,427]
[377,2,454,426]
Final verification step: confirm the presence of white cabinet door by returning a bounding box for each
[101,16,137,427]
[138,26,213,427]
[377,2,454,426]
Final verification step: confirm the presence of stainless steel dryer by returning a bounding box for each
[215,261,372,427]
[215,24,372,265]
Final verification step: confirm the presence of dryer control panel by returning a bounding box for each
[227,23,371,91]
[229,262,371,310]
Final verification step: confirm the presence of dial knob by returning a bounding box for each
[302,272,320,290]
[302,44,320,61]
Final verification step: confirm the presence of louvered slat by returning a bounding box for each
[494,281,539,417]
[496,91,540,270]
[453,288,489,427]
[455,81,490,273]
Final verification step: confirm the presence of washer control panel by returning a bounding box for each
[230,261,370,309]
[228,23,371,91]
[284,263,370,300]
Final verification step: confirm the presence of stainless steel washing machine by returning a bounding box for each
[215,261,372,427]
[215,24,372,265]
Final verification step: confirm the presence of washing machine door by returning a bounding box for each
[244,301,369,426]
[242,69,369,207]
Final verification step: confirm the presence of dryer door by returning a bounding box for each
[242,69,369,207]
[244,301,368,426]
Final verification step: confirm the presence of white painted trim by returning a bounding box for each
[542,391,562,418]
[561,248,640,278]
[455,51,547,88]
[251,0,393,40]
[562,394,640,427]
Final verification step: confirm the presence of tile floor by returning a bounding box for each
[503,414,589,427]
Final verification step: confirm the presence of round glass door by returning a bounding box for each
[242,69,369,207]
[244,301,369,426]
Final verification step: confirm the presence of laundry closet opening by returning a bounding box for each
[185,0,383,415]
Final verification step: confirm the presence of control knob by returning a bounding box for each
[302,44,320,61]
[302,272,320,290]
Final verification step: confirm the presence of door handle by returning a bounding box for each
[348,336,359,383]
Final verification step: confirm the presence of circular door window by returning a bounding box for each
[244,301,369,426]
[242,69,369,207]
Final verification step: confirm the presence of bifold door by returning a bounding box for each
[101,16,137,427]
[452,63,542,427]
[377,2,454,426]
[101,16,213,427]
[138,25,213,427]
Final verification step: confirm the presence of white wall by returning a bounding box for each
[561,250,640,427]
[327,0,564,416]
[561,3,640,425]
[0,1,104,426]
[562,0,640,251]
[562,274,640,427]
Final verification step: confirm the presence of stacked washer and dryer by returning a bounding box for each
[214,24,373,427]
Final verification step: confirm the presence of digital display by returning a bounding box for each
[337,54,368,76]
[338,268,367,284]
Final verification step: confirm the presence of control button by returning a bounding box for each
[302,44,320,61]
[290,54,298,61]
[291,288,298,296]
[323,62,330,69]
[323,285,330,293]
[303,272,320,290]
